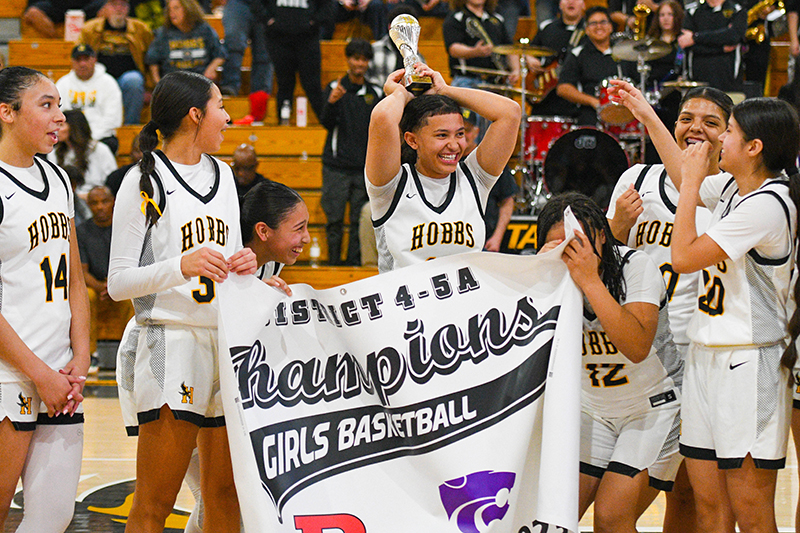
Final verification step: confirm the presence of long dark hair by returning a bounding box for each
[240,180,304,244]
[0,66,47,140]
[732,99,800,374]
[137,71,214,226]
[536,192,627,303]
[399,94,462,166]
[55,110,92,174]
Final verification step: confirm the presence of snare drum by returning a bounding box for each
[596,78,636,126]
[543,128,630,210]
[524,116,575,162]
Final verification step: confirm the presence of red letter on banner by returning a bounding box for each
[294,514,366,533]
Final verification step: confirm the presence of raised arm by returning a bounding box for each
[365,69,412,187]
[609,79,684,185]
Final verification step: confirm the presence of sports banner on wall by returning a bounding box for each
[217,249,582,533]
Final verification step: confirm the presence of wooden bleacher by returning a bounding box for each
[0,0,25,18]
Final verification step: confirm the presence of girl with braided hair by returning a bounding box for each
[108,70,256,533]
[538,192,683,533]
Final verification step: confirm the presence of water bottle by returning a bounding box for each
[309,237,321,267]
[280,100,291,126]
[296,96,307,127]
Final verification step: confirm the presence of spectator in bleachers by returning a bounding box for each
[77,185,134,361]
[263,0,327,121]
[219,0,273,128]
[145,0,226,84]
[23,0,105,38]
[367,4,424,85]
[321,38,382,266]
[443,0,520,90]
[320,0,386,40]
[57,43,124,154]
[49,110,118,196]
[106,133,143,196]
[679,0,747,92]
[232,143,269,197]
[80,0,154,126]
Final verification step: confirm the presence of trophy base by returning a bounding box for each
[406,75,433,96]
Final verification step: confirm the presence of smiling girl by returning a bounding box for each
[0,66,90,533]
[606,85,733,533]
[365,64,520,272]
[108,70,256,533]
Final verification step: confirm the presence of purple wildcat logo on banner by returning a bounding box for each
[217,251,583,533]
[440,470,517,533]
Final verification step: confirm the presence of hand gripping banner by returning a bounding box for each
[217,249,582,533]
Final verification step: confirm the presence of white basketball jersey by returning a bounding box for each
[581,246,683,418]
[688,176,796,347]
[608,164,715,345]
[256,261,283,281]
[129,152,242,327]
[373,162,488,272]
[0,157,74,382]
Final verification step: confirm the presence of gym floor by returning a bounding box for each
[5,385,800,532]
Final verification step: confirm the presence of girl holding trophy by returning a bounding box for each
[365,15,520,272]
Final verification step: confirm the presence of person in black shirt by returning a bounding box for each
[528,0,586,117]
[262,0,327,121]
[443,0,520,88]
[557,6,634,125]
[679,0,746,92]
[321,39,383,265]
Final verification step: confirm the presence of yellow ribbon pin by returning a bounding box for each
[140,191,162,217]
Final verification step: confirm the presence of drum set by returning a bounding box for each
[474,36,706,215]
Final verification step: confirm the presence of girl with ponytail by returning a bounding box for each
[107,70,256,533]
[0,66,90,533]
[613,80,800,532]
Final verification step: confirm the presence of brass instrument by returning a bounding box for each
[746,0,785,43]
[633,3,651,40]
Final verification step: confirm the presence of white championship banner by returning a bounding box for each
[218,249,582,533]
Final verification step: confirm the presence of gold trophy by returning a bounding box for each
[389,14,432,95]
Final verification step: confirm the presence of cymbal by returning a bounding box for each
[662,80,709,89]
[492,44,556,57]
[476,83,525,96]
[456,65,512,77]
[611,38,672,62]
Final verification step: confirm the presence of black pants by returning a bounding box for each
[321,165,368,265]
[265,29,325,121]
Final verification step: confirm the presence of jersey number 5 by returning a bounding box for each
[40,254,68,302]
[192,276,215,303]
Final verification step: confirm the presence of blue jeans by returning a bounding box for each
[221,0,273,94]
[118,70,144,125]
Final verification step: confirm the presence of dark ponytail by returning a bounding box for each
[137,121,160,226]
[136,71,214,227]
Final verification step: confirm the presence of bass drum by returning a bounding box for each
[543,128,629,210]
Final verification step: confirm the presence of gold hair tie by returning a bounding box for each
[140,191,162,217]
